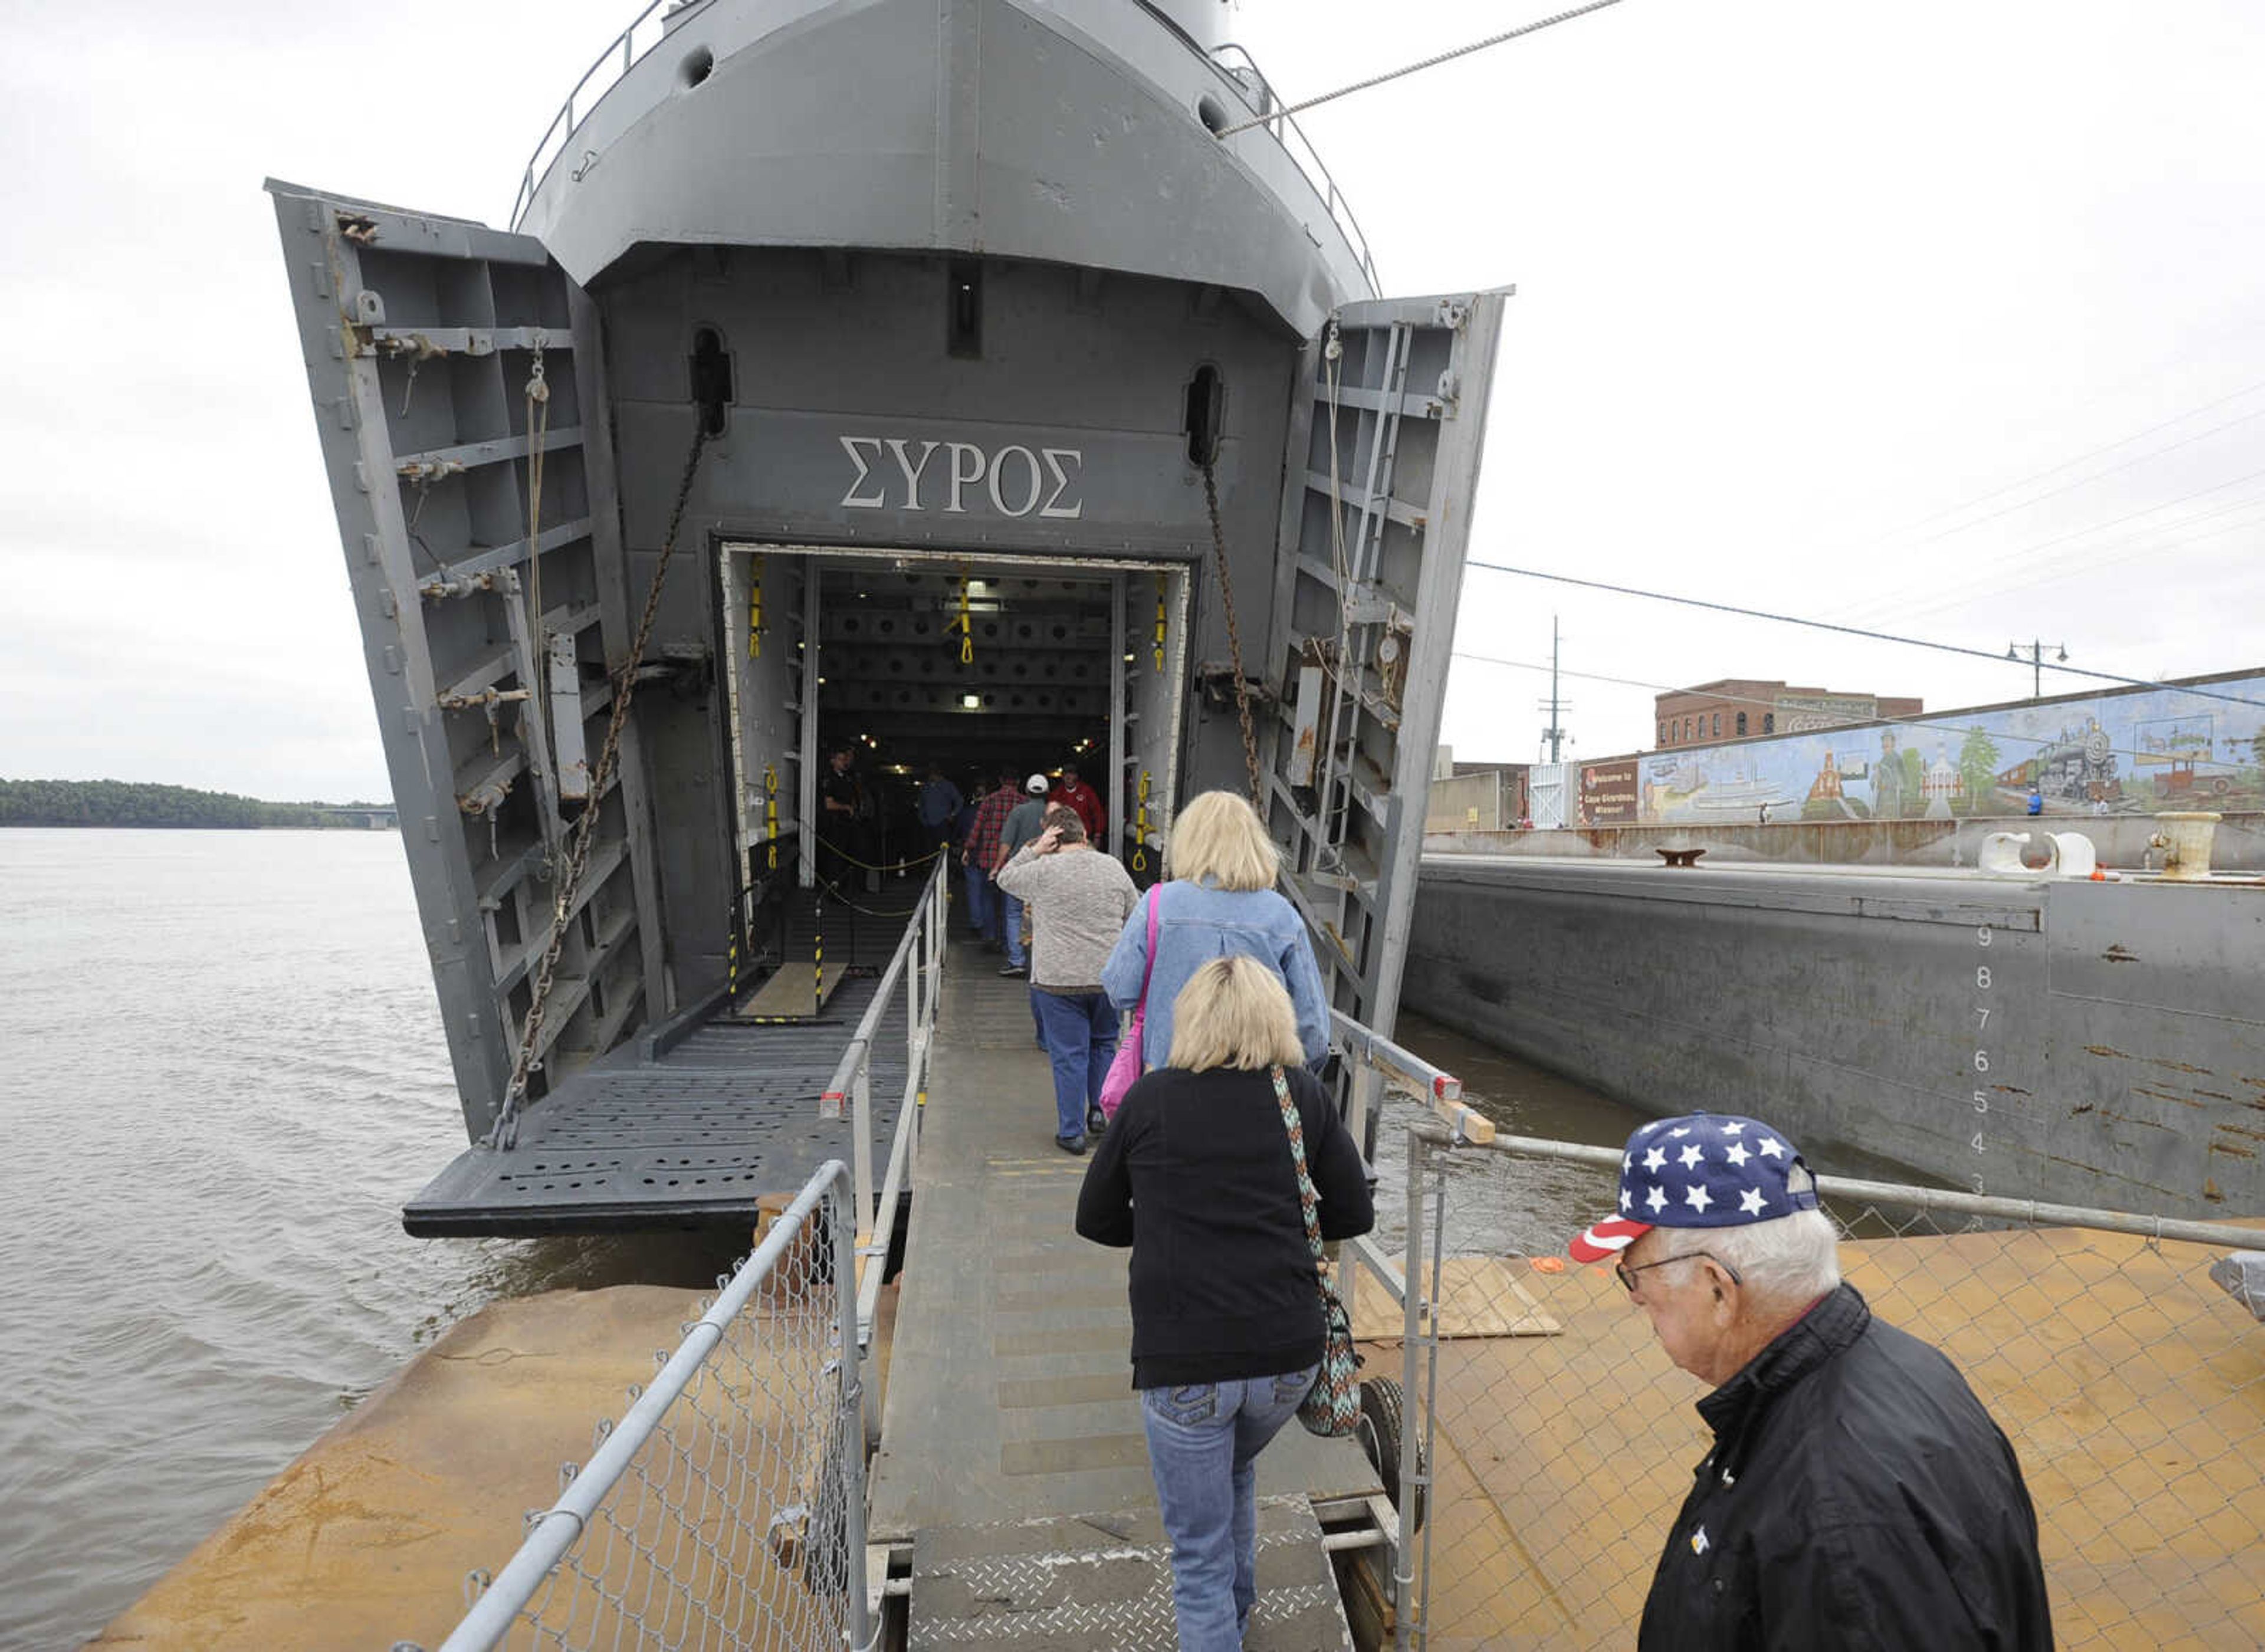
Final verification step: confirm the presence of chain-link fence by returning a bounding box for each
[1376,1124,2265,1652]
[399,1162,870,1652]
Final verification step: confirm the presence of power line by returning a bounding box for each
[1842,459,2265,629]
[1826,372,2265,569]
[1834,399,2265,612]
[1883,494,2265,627]
[1214,0,1631,138]
[1462,559,2265,711]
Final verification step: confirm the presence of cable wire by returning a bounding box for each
[1883,493,2265,627]
[1214,0,1630,137]
[1827,373,2265,568]
[1462,559,2265,711]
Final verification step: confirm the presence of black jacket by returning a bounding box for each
[1640,1283,2051,1651]
[1074,1063,1374,1388]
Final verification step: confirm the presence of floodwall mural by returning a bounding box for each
[1577,671,2265,827]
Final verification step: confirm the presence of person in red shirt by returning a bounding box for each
[960,768,1023,948]
[1050,761,1105,848]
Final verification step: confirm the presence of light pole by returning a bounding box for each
[2007,638,2067,699]
[1537,615,1570,763]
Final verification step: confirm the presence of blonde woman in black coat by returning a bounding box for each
[1075,956,1373,1650]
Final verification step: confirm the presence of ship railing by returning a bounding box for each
[1382,1118,2265,1650]
[1206,41,1382,294]
[409,1159,872,1652]
[1321,1008,1479,1650]
[823,855,947,1348]
[510,0,718,231]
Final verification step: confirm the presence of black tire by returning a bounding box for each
[1356,1377,1426,1533]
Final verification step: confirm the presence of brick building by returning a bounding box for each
[1655,680,1924,750]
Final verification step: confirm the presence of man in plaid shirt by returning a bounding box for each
[960,768,1022,947]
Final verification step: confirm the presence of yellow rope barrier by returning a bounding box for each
[815,838,947,875]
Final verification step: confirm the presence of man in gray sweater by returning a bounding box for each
[997,806,1138,1152]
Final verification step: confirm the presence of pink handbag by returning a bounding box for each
[1097,886,1161,1120]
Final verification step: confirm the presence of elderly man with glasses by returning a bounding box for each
[1570,1113,2051,1651]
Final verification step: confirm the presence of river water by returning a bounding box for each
[0,830,1640,1650]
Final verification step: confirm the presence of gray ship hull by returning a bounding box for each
[270,0,1508,1211]
[1407,855,2265,1217]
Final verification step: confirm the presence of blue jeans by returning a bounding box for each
[1031,989,1117,1139]
[1140,1366,1321,1650]
[1000,888,1028,968]
[964,864,996,939]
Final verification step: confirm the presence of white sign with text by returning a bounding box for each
[838,436,1085,519]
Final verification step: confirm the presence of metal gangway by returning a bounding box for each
[402,861,1479,1650]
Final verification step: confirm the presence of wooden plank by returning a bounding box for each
[735,957,848,1021]
[1348,1254,1558,1341]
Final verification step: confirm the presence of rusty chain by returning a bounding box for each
[487,423,711,1149]
[1200,456,1265,810]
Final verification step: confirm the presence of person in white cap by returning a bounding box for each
[990,772,1055,978]
[1570,1112,2050,1651]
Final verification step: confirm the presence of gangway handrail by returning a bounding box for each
[429,1158,868,1652]
[1325,1006,1478,1316]
[821,858,947,1287]
[1461,1129,2265,1253]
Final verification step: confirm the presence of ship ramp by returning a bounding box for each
[867,940,1383,1650]
[403,889,910,1236]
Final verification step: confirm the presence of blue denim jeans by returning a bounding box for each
[963,863,996,940]
[1000,888,1027,968]
[1140,1366,1320,1650]
[1031,989,1117,1139]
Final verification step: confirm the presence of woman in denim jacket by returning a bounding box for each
[1101,790,1330,1072]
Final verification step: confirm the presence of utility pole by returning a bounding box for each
[1538,615,1570,763]
[2007,638,2068,700]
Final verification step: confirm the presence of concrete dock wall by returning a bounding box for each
[1406,856,2265,1218]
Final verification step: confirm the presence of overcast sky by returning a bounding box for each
[2,0,2260,799]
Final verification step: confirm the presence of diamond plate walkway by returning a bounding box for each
[868,937,1378,1649]
[402,971,910,1236]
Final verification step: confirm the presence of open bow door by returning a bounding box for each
[1263,291,1508,1039]
[268,181,667,1144]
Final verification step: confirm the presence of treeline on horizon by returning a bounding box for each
[0,779,390,830]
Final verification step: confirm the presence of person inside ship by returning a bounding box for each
[1569,1114,2051,1650]
[961,768,1022,951]
[995,805,1138,1154]
[1049,760,1105,848]
[992,773,1053,980]
[1101,790,1330,1076]
[818,745,864,898]
[917,762,963,862]
[1074,956,1374,1652]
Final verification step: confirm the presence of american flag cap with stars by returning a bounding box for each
[1568,1113,1818,1263]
